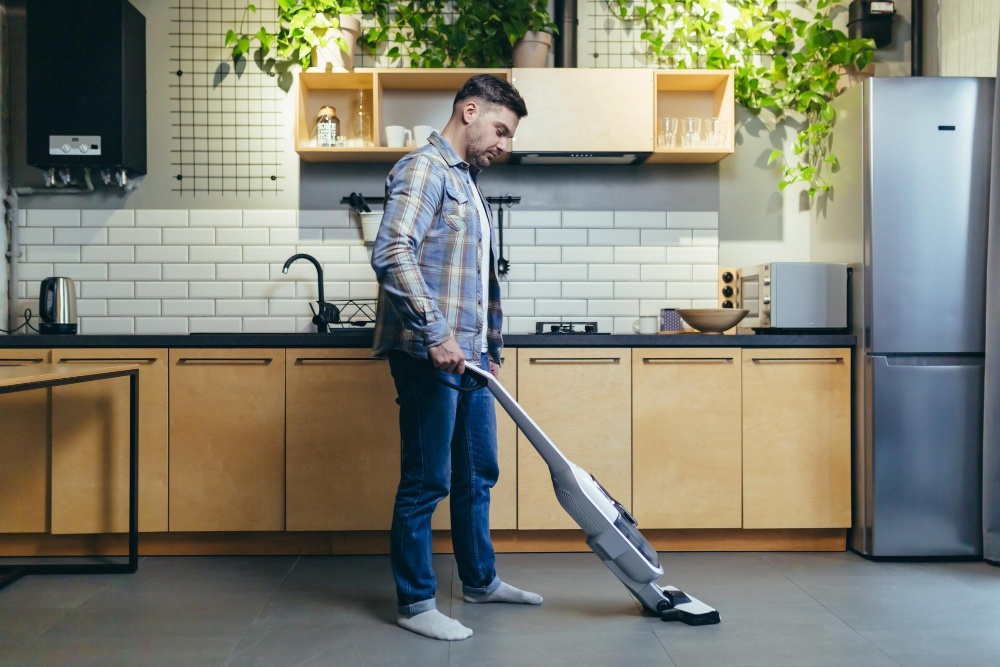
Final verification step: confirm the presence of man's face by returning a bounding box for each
[464,101,520,170]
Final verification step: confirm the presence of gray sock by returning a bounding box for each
[397,609,473,641]
[464,580,543,605]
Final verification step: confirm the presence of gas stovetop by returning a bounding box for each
[534,321,608,335]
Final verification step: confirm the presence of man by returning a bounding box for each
[370,75,542,641]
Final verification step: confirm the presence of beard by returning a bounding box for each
[466,124,497,170]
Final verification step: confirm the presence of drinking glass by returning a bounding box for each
[705,117,726,148]
[659,117,678,148]
[681,117,701,148]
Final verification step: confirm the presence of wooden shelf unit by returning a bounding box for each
[647,69,735,164]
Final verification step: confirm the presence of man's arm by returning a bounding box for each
[371,155,453,349]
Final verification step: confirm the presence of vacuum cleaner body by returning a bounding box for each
[452,364,720,626]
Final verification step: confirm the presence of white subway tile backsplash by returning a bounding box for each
[562,211,613,228]
[27,209,80,227]
[189,317,241,333]
[296,281,350,300]
[613,317,640,334]
[108,300,161,316]
[508,246,559,263]
[294,246,351,263]
[17,228,53,244]
[537,264,587,281]
[299,210,351,228]
[322,264,377,281]
[615,282,667,299]
[323,228,364,244]
[27,246,80,263]
[503,229,535,245]
[82,246,135,263]
[190,282,242,298]
[268,300,313,317]
[163,228,216,245]
[509,211,560,228]
[693,230,719,247]
[243,317,296,333]
[509,282,561,298]
[535,299,588,316]
[245,282,295,299]
[136,246,188,263]
[82,210,134,227]
[18,263,54,281]
[668,211,718,229]
[692,299,720,308]
[588,264,640,281]
[54,263,108,281]
[190,246,241,263]
[350,282,379,299]
[54,228,107,245]
[243,209,296,228]
[499,264,535,281]
[272,263,315,281]
[350,246,371,263]
[615,247,666,264]
[189,210,242,227]
[217,299,268,316]
[639,299,692,315]
[589,229,639,246]
[562,282,614,299]
[666,282,717,299]
[535,229,587,246]
[614,211,666,229]
[269,228,320,245]
[640,229,691,247]
[136,282,188,298]
[82,282,134,298]
[508,317,543,334]
[667,246,718,264]
[136,318,189,335]
[641,264,693,281]
[136,210,188,227]
[692,265,719,281]
[81,317,134,334]
[76,299,108,316]
[109,264,161,281]
[162,300,216,316]
[217,228,269,245]
[216,264,267,281]
[240,245,294,263]
[163,263,216,281]
[109,228,161,245]
[500,299,534,316]
[588,300,640,316]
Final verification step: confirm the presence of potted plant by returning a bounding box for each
[224,1,367,73]
[511,1,559,68]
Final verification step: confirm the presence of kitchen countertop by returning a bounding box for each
[0,332,856,348]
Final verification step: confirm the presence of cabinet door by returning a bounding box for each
[742,348,851,528]
[285,349,399,531]
[0,350,51,533]
[632,349,742,528]
[169,349,285,532]
[511,69,654,153]
[432,350,518,531]
[517,348,631,530]
[49,349,168,534]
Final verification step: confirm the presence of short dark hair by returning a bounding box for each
[454,74,528,118]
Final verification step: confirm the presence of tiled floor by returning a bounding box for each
[1,551,998,666]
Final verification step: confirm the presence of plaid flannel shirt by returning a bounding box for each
[371,132,503,369]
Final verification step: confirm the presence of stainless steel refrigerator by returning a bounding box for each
[812,77,993,557]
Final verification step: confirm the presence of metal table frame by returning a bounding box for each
[0,367,139,591]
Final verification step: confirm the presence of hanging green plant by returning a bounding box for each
[607,0,875,197]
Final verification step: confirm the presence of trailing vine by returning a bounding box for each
[607,0,875,196]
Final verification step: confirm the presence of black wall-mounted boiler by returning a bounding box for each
[26,0,147,174]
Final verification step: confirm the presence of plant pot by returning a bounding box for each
[513,31,553,68]
[833,63,876,95]
[357,211,382,244]
[311,14,361,72]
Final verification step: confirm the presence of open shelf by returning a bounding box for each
[647,69,735,164]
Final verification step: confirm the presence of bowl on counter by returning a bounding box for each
[676,308,749,334]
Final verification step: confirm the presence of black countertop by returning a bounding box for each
[0,332,856,348]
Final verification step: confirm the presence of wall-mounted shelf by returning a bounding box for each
[647,70,735,164]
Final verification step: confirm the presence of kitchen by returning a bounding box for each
[1,0,999,664]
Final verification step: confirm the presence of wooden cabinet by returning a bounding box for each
[47,350,168,534]
[516,348,631,530]
[632,349,742,528]
[0,350,51,533]
[285,349,400,531]
[432,351,518,531]
[511,69,655,154]
[168,349,285,532]
[742,349,851,529]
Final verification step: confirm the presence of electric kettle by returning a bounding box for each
[38,277,78,334]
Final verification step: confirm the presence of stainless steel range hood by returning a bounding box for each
[510,152,648,165]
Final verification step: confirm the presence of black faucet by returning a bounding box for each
[282,253,339,332]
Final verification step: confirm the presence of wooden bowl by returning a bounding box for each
[676,308,749,334]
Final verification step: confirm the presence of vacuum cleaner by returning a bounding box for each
[439,364,721,626]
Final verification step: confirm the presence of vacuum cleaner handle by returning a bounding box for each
[433,364,491,392]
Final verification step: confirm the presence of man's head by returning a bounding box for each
[449,75,527,170]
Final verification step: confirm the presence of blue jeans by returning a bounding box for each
[388,350,501,616]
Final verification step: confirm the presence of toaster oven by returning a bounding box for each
[739,262,848,330]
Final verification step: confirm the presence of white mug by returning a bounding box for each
[385,126,413,148]
[413,125,435,146]
[633,316,658,334]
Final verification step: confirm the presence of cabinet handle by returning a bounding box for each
[296,357,382,363]
[529,357,620,363]
[59,357,158,364]
[643,357,733,362]
[751,357,843,363]
[0,358,44,363]
[177,357,273,364]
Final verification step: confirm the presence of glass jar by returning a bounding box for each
[316,106,340,148]
[353,89,373,147]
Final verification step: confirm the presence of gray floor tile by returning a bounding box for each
[0,608,69,645]
[760,551,895,578]
[859,626,1000,667]
[0,574,112,609]
[0,634,242,667]
[449,628,675,667]
[654,602,899,667]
